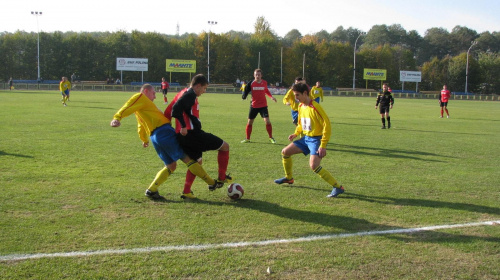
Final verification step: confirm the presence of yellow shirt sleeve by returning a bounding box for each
[113,93,170,143]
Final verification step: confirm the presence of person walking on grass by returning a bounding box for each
[161,77,170,104]
[439,84,451,118]
[110,84,221,200]
[165,74,232,199]
[310,81,324,103]
[241,68,277,144]
[274,83,345,198]
[60,76,71,106]
[375,83,394,129]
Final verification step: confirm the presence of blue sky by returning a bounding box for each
[2,0,499,37]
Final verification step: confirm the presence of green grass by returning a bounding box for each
[0,89,499,279]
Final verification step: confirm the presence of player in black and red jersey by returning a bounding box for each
[165,74,232,199]
[241,68,278,144]
[161,77,170,104]
[439,84,451,118]
[375,83,395,129]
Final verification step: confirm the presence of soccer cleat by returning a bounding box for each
[326,186,345,198]
[181,191,196,199]
[381,126,386,129]
[447,115,450,118]
[145,189,164,200]
[274,177,294,184]
[208,180,224,191]
[440,116,443,118]
[220,174,233,184]
[241,139,250,143]
[388,123,391,129]
[269,137,276,144]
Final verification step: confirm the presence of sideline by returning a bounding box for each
[1,220,498,262]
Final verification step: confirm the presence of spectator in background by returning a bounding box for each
[115,78,121,85]
[71,73,76,83]
[8,77,13,90]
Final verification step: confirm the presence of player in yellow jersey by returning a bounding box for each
[59,76,71,106]
[282,77,304,126]
[110,84,221,199]
[274,83,345,198]
[310,81,324,103]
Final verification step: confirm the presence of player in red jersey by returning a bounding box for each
[439,84,451,118]
[165,74,232,199]
[241,68,277,144]
[161,77,170,104]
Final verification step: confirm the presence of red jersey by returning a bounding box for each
[247,79,273,108]
[440,90,451,102]
[164,88,199,133]
[161,81,170,90]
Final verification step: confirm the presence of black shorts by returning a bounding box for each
[162,89,168,95]
[248,106,269,119]
[177,129,224,161]
[379,106,390,114]
[440,102,448,107]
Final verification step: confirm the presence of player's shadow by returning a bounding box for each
[191,198,390,233]
[325,143,449,162]
[0,150,34,158]
[346,192,500,215]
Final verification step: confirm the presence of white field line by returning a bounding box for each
[1,220,498,262]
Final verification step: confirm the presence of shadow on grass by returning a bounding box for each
[326,143,449,162]
[185,197,389,233]
[346,193,500,215]
[0,150,34,158]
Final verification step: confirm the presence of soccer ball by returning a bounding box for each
[227,183,244,200]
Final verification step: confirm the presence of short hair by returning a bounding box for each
[254,68,262,74]
[295,76,303,81]
[292,83,309,94]
[383,83,389,87]
[190,74,209,87]
[141,83,154,92]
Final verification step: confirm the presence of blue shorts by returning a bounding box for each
[61,90,70,96]
[314,97,320,103]
[293,135,322,156]
[150,124,186,165]
[291,110,298,124]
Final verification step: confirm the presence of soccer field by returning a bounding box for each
[1,90,499,279]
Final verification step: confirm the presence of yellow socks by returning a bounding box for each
[314,166,340,188]
[282,154,293,179]
[147,167,172,192]
[186,160,215,185]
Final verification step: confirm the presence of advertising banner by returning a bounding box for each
[116,58,148,71]
[400,71,422,82]
[166,59,196,73]
[363,69,387,81]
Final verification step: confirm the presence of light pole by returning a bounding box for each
[465,40,478,94]
[352,32,366,90]
[31,11,42,82]
[207,21,217,83]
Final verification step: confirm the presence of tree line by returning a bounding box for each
[1,17,499,93]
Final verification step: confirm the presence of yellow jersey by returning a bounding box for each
[113,93,170,144]
[295,100,331,148]
[283,89,300,111]
[310,86,324,101]
[59,80,71,92]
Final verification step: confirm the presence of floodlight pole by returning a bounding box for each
[207,21,217,83]
[31,11,42,82]
[353,32,366,90]
[465,41,477,94]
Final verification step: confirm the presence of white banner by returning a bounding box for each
[116,58,148,71]
[400,71,421,82]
